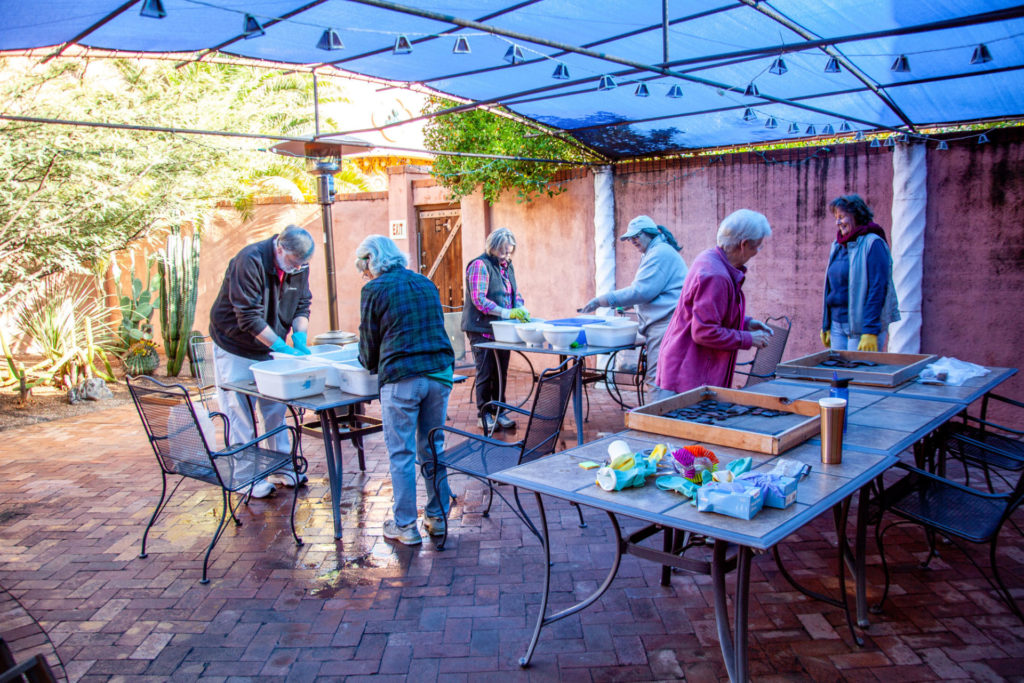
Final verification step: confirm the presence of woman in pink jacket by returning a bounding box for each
[657,209,775,394]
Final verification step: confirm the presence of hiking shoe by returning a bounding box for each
[269,471,308,487]
[383,519,422,545]
[477,413,497,434]
[248,479,275,499]
[496,412,517,430]
[422,515,446,536]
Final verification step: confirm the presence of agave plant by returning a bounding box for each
[16,277,116,389]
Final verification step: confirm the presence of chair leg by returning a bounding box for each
[482,484,495,517]
[140,472,170,559]
[921,528,940,568]
[988,536,1023,623]
[870,522,894,614]
[201,487,232,585]
[289,473,303,547]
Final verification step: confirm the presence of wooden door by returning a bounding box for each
[417,207,464,309]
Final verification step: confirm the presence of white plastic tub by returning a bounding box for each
[515,322,547,347]
[271,342,354,362]
[583,320,640,348]
[490,320,522,343]
[542,325,582,350]
[251,359,327,399]
[334,360,379,396]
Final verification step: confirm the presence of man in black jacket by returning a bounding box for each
[209,225,314,498]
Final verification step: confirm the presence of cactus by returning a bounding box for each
[157,229,201,377]
[124,339,160,376]
[112,252,159,351]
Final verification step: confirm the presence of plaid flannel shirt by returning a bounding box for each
[358,267,454,385]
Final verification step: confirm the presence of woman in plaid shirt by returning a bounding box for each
[356,235,455,546]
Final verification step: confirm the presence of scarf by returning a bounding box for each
[837,221,888,245]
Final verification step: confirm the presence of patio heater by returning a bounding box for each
[269,136,374,334]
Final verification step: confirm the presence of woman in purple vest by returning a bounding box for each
[461,228,528,434]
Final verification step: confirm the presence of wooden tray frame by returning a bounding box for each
[624,386,820,455]
[775,350,936,387]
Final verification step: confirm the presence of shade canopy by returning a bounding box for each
[3,0,1022,159]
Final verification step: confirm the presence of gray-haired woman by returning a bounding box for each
[461,227,528,434]
[356,235,455,546]
[657,209,775,394]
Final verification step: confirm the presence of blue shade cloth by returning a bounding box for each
[2,1,1022,159]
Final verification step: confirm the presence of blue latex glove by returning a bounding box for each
[270,337,299,356]
[292,331,311,355]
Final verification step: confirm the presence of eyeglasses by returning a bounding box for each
[278,246,309,274]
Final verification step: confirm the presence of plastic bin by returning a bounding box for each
[251,359,327,399]
[546,316,603,345]
[582,320,640,347]
[334,360,379,396]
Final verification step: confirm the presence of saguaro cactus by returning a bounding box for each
[157,230,201,376]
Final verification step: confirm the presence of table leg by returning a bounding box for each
[712,541,752,683]
[573,358,584,446]
[854,485,869,627]
[319,409,344,540]
[519,495,623,668]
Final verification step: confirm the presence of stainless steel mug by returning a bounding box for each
[819,397,847,464]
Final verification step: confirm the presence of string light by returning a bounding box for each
[978,133,990,144]
[839,121,851,132]
[884,135,896,146]
[744,83,759,97]
[393,35,412,54]
[597,75,616,91]
[824,56,841,73]
[452,36,470,54]
[634,83,650,97]
[787,123,800,134]
[504,44,525,64]
[242,14,265,39]
[822,124,835,135]
[317,29,344,51]
[805,124,816,135]
[937,140,949,150]
[870,137,881,148]
[891,54,910,72]
[551,62,570,79]
[769,56,787,75]
[970,44,993,64]
[853,130,865,141]
[139,0,166,18]
[743,108,757,122]
[765,116,777,129]
[666,84,684,98]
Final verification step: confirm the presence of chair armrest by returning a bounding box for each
[208,411,231,444]
[945,426,1024,464]
[988,392,1024,410]
[889,461,1011,500]
[963,413,1024,437]
[428,424,519,450]
[212,423,296,458]
[482,400,531,418]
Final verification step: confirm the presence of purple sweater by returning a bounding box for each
[656,247,753,393]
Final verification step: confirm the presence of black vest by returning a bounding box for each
[462,253,519,334]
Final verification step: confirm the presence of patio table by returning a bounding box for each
[220,380,380,540]
[475,339,641,445]
[491,430,898,682]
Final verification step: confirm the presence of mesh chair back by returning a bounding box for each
[190,337,217,409]
[128,375,221,484]
[519,360,579,464]
[442,309,473,370]
[743,315,791,387]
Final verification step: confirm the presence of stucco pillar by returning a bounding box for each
[889,142,927,353]
[593,165,616,298]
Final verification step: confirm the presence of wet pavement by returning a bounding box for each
[1,370,1023,681]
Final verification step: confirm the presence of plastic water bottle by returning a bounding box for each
[830,372,850,432]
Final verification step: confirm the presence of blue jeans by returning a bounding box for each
[380,376,452,527]
[829,321,887,351]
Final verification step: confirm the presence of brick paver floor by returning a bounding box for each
[1,370,1023,681]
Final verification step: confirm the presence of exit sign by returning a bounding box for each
[389,220,407,240]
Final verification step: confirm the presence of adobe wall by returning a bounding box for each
[175,129,1024,403]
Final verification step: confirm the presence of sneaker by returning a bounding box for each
[496,412,517,430]
[248,479,275,498]
[422,515,446,536]
[382,519,422,545]
[269,471,308,487]
[477,413,497,434]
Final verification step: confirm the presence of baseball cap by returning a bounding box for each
[620,215,659,240]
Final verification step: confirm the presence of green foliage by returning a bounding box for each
[422,98,596,205]
[124,339,160,376]
[157,229,200,377]
[14,277,116,389]
[111,251,159,350]
[0,57,371,309]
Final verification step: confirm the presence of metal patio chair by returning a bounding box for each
[871,435,1024,622]
[734,315,791,387]
[189,336,218,413]
[0,637,57,683]
[937,392,1024,492]
[127,375,306,584]
[426,358,580,549]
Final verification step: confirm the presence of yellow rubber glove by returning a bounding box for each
[509,307,530,322]
[820,329,831,348]
[857,333,878,352]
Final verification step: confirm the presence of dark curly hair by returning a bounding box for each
[828,194,874,226]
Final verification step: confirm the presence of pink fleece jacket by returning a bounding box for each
[656,247,754,393]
